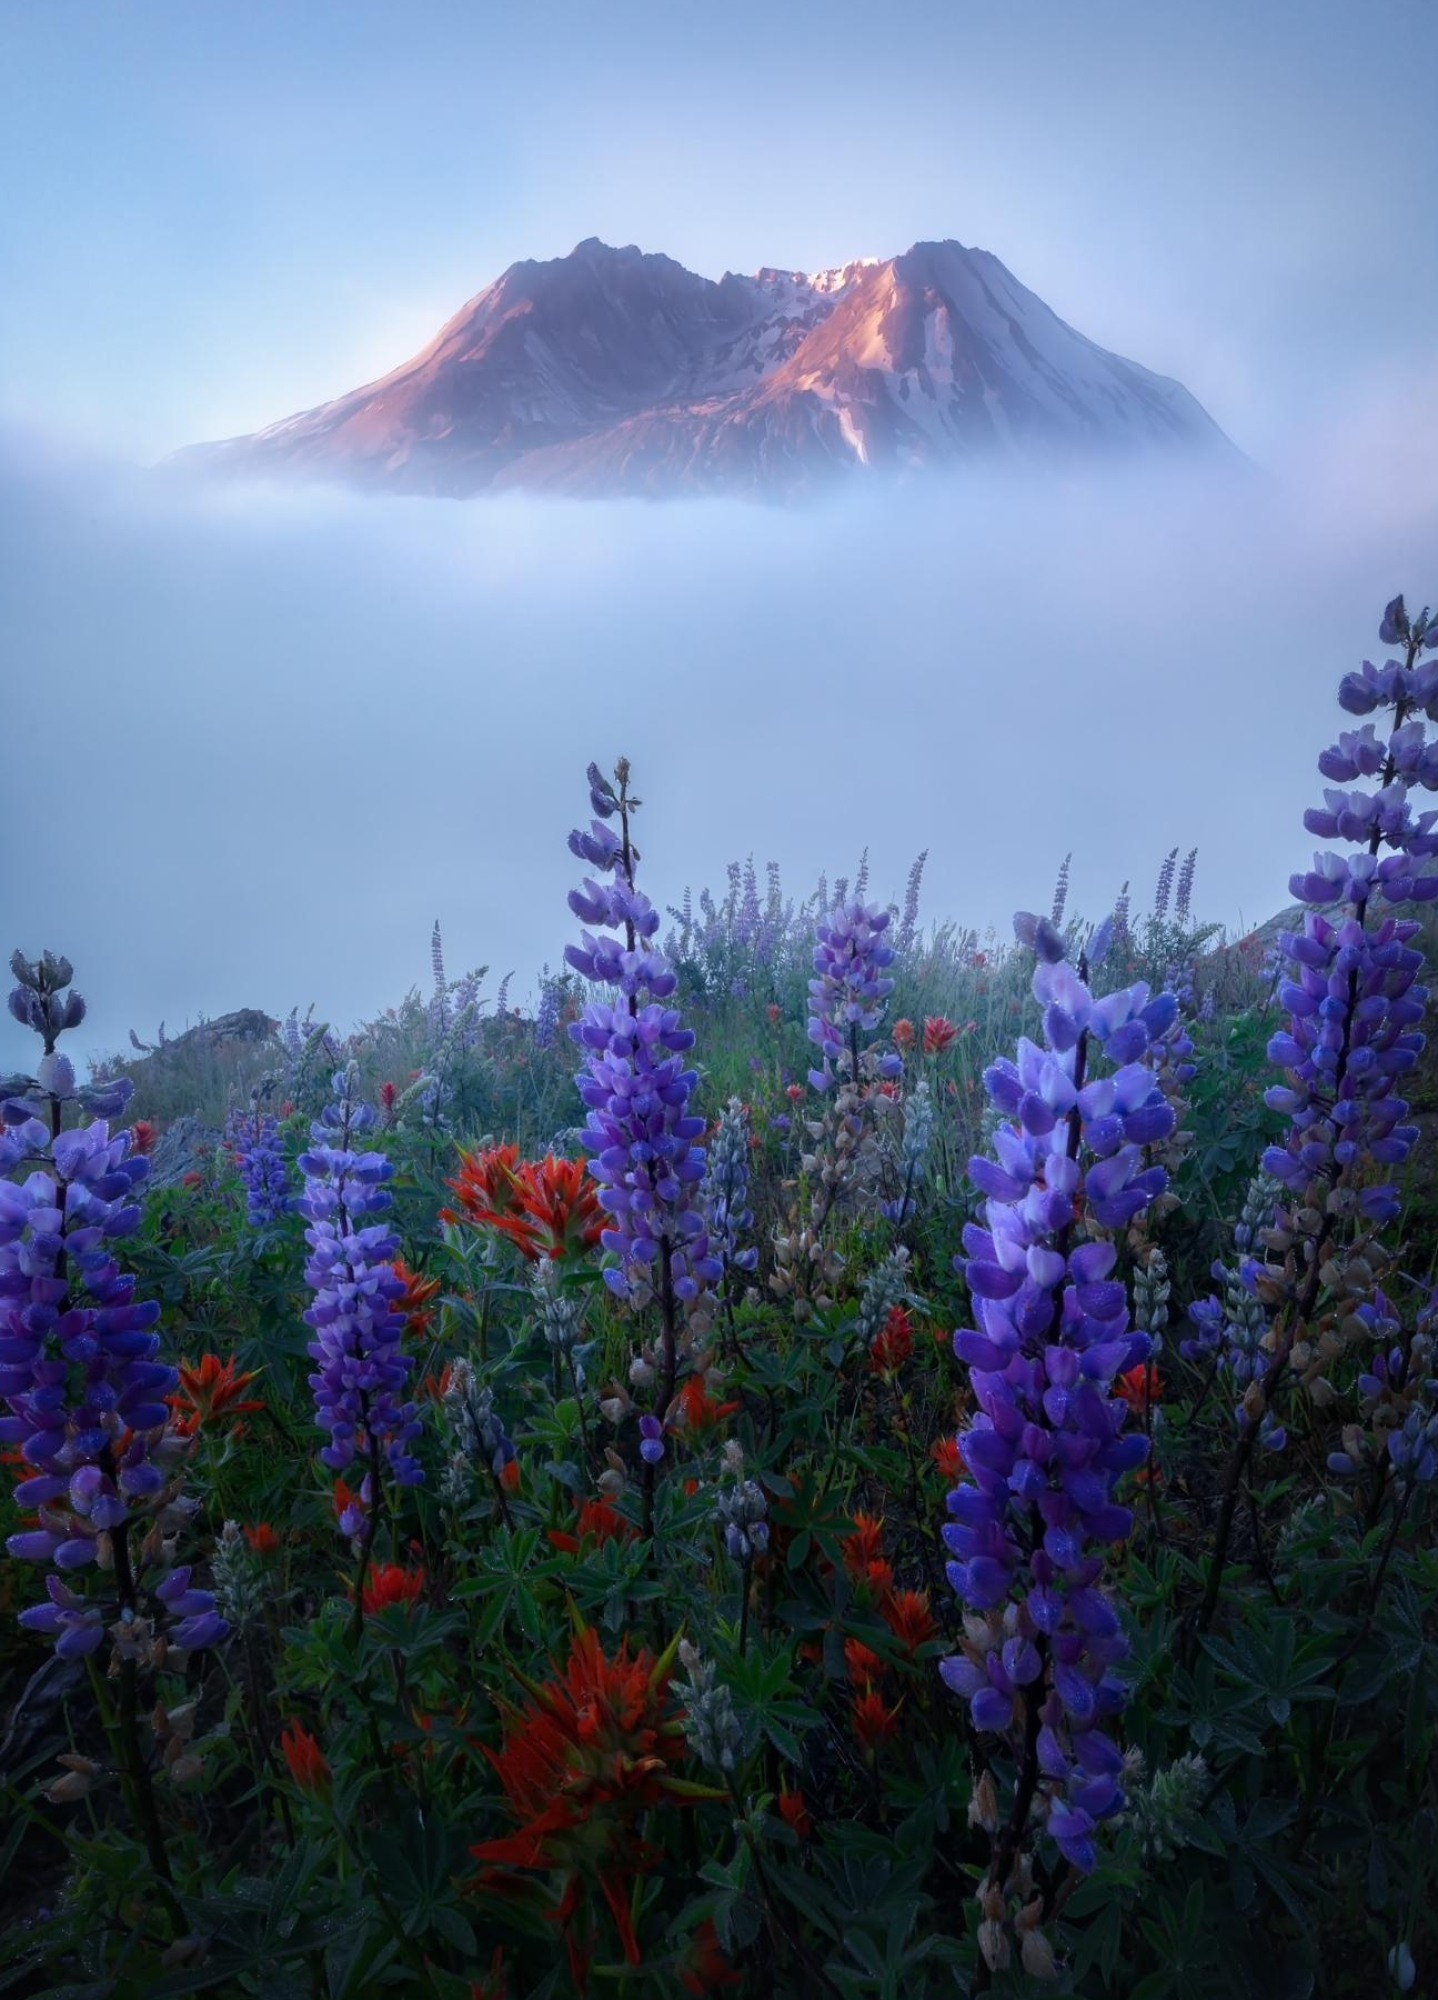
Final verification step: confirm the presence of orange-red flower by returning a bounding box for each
[868,1305,912,1376]
[930,1435,963,1483]
[470,1625,709,1987]
[129,1119,156,1155]
[883,1588,937,1654]
[841,1513,886,1577]
[673,1374,741,1437]
[546,1496,635,1555]
[891,1018,915,1052]
[843,1637,886,1687]
[168,1354,264,1437]
[851,1686,901,1753]
[922,1016,958,1055]
[469,1949,508,2000]
[679,1918,741,1993]
[360,1563,426,1615]
[393,1257,441,1338]
[244,1522,281,1556]
[280,1718,330,1794]
[777,1784,813,1840]
[1115,1362,1161,1414]
[445,1149,604,1263]
[443,1142,523,1228]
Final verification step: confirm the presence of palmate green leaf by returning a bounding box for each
[773,1466,858,1574]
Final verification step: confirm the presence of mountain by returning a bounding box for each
[171,237,1235,499]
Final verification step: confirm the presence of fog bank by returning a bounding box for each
[4,402,1437,1069]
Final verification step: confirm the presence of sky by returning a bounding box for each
[3,1,1438,1067]
[2,0,1436,464]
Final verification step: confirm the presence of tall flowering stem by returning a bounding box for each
[939,914,1174,1943]
[299,1065,423,1623]
[3,952,223,1909]
[225,1087,293,1229]
[772,901,903,1317]
[1197,594,1438,1632]
[564,760,720,1514]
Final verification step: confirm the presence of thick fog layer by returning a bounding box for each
[3,396,1437,1069]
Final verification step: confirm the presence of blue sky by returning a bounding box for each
[2,0,1436,462]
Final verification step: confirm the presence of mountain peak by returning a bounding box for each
[171,234,1235,500]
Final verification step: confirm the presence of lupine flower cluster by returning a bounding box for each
[1262,596,1438,1230]
[441,1355,517,1495]
[1152,847,1179,922]
[534,972,563,1051]
[882,1076,933,1224]
[564,760,720,1313]
[2,952,223,1657]
[1132,1248,1171,1352]
[1128,1751,1208,1865]
[851,1245,911,1349]
[1328,1283,1438,1488]
[806,900,902,1090]
[699,1096,758,1281]
[713,1476,769,1562]
[674,1640,751,1775]
[940,914,1176,1892]
[1182,1173,1288,1452]
[225,1090,292,1228]
[299,1066,422,1526]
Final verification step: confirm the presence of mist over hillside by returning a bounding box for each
[3,390,1436,1067]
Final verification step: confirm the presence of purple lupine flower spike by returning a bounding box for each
[1262,600,1438,1230]
[564,760,721,1317]
[300,1065,423,1523]
[806,900,900,1091]
[225,1085,293,1228]
[2,951,224,1656]
[940,919,1175,1901]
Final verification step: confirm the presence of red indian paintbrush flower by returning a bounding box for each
[129,1119,157,1155]
[445,1148,604,1262]
[280,1718,330,1794]
[1114,1361,1161,1414]
[360,1563,426,1614]
[883,1587,937,1654]
[470,1621,713,1986]
[922,1015,958,1055]
[868,1305,913,1375]
[168,1354,264,1437]
[777,1784,813,1839]
[546,1495,635,1555]
[673,1374,741,1436]
[393,1257,442,1338]
[841,1513,886,1576]
[930,1434,963,1483]
[244,1522,281,1556]
[679,1918,741,1993]
[442,1142,523,1229]
[843,1636,886,1686]
[469,1948,508,2000]
[851,1686,902,1753]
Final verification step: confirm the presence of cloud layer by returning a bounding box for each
[4,395,1436,1068]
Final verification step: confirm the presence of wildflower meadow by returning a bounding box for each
[5,592,1438,1999]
